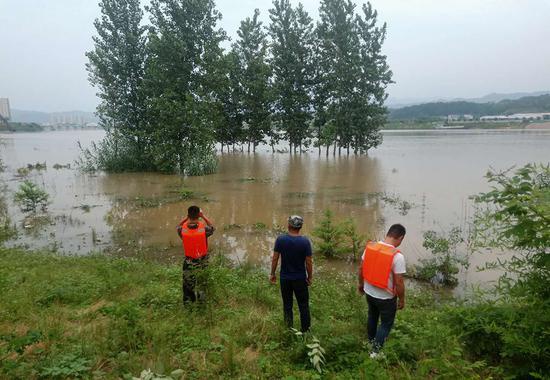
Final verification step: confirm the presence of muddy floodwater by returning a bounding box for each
[1,129,549,291]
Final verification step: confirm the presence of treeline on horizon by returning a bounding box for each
[390,93,550,121]
[84,0,392,175]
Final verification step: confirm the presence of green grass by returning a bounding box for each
[0,247,537,379]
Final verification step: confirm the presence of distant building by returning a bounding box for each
[447,114,474,122]
[480,113,550,121]
[0,98,11,122]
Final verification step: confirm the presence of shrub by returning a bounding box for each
[40,353,91,379]
[14,180,50,213]
[312,210,344,258]
[411,227,468,286]
[341,218,364,261]
[472,163,550,299]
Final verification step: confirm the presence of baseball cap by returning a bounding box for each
[288,215,304,229]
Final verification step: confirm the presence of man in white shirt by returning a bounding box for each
[358,224,406,355]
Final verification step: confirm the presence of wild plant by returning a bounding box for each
[14,180,50,213]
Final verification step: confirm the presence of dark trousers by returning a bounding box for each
[182,256,208,303]
[280,279,311,332]
[366,294,397,351]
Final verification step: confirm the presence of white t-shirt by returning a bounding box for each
[362,241,406,300]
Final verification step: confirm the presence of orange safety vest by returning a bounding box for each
[180,221,208,259]
[362,241,400,294]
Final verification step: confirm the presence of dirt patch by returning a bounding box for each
[526,122,550,130]
[23,341,47,357]
[242,346,259,363]
[79,300,111,316]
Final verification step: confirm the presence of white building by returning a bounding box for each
[480,113,550,121]
[447,114,474,122]
[0,98,11,121]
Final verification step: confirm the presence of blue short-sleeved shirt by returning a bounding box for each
[274,234,312,280]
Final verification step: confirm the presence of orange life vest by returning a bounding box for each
[180,221,208,259]
[362,241,400,294]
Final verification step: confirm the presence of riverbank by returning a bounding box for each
[2,247,546,379]
[382,120,545,130]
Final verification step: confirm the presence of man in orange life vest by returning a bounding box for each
[358,224,406,355]
[177,206,215,303]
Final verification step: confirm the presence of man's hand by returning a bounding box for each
[357,284,365,295]
[398,298,405,310]
[198,209,204,218]
[306,277,312,286]
[270,274,277,284]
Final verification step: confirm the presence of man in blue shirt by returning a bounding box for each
[270,215,313,332]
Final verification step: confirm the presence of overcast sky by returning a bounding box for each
[1,0,549,112]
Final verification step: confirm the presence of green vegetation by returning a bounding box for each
[0,248,500,379]
[6,122,44,132]
[14,180,50,213]
[410,228,469,286]
[472,163,549,299]
[52,163,71,170]
[312,210,365,260]
[390,93,550,120]
[0,185,16,243]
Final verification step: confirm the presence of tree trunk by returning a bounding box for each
[289,142,293,155]
[220,143,224,154]
[346,145,349,156]
[332,142,336,156]
[247,141,251,153]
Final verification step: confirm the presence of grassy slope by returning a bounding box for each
[0,248,497,379]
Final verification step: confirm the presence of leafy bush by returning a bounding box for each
[411,227,469,286]
[14,180,50,212]
[40,353,91,379]
[445,163,550,378]
[0,188,16,243]
[472,163,550,299]
[447,301,550,378]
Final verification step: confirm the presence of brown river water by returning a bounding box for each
[1,129,549,292]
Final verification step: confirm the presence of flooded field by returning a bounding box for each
[1,129,549,290]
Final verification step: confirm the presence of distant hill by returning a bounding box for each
[386,90,550,108]
[11,109,98,125]
[389,94,550,120]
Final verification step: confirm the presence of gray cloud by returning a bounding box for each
[1,0,549,112]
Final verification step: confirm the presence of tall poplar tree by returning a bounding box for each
[315,0,391,155]
[215,51,245,153]
[268,0,314,154]
[233,9,273,153]
[351,3,392,154]
[145,0,225,172]
[86,0,149,170]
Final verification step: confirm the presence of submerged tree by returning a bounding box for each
[144,0,225,173]
[215,51,245,153]
[315,0,391,155]
[233,9,273,153]
[86,0,150,171]
[268,0,315,154]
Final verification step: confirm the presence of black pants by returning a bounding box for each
[280,279,311,332]
[366,294,397,351]
[182,256,208,303]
